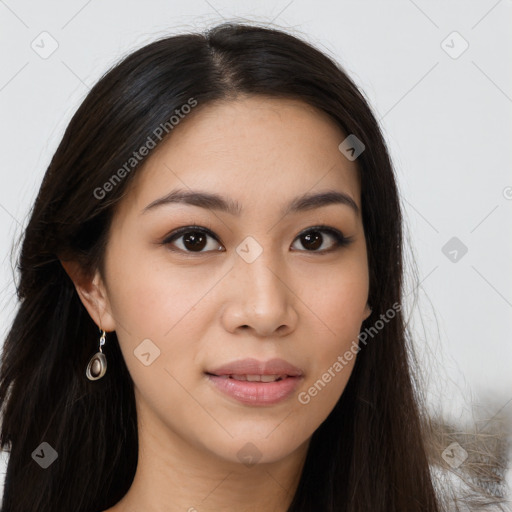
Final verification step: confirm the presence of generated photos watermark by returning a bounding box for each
[298,301,401,404]
[93,97,198,200]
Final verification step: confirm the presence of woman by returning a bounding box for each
[0,22,504,512]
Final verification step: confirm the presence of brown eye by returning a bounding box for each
[181,231,208,251]
[162,224,352,255]
[163,227,223,253]
[291,226,352,253]
[300,231,323,250]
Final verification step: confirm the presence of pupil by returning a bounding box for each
[184,232,206,251]
[303,231,321,250]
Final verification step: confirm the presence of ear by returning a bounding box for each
[60,259,116,332]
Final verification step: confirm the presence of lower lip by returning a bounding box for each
[206,374,302,406]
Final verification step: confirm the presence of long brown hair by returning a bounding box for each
[0,21,459,511]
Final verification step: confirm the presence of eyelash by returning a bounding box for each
[161,223,353,255]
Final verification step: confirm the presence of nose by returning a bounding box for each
[220,250,298,338]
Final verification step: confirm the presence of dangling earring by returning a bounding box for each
[86,329,107,381]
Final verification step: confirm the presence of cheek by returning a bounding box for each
[103,242,217,389]
[298,259,368,399]
[294,329,359,435]
[302,257,369,332]
[105,240,207,337]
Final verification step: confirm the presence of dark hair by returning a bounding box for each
[0,21,482,512]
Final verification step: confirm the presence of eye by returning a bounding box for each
[291,225,353,253]
[162,224,353,254]
[162,225,223,253]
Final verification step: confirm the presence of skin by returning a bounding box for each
[63,96,371,512]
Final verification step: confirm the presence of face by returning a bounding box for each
[83,96,371,466]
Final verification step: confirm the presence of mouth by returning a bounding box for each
[205,373,290,382]
[206,357,304,378]
[204,358,304,406]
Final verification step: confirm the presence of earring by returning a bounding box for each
[86,329,107,381]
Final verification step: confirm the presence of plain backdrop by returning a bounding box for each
[1,0,511,499]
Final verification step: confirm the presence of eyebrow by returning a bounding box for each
[141,188,360,217]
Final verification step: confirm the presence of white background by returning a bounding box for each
[1,0,511,500]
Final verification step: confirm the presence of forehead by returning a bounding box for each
[118,96,361,219]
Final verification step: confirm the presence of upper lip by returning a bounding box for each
[207,358,304,377]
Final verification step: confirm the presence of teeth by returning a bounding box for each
[229,374,286,382]
[260,375,282,382]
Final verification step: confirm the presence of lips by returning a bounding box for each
[206,357,304,378]
[205,358,304,406]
